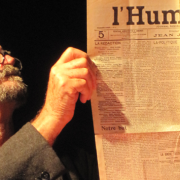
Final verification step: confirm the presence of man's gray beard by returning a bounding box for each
[0,65,27,107]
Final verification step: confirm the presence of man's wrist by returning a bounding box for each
[31,108,66,146]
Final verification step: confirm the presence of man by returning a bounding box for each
[0,46,98,180]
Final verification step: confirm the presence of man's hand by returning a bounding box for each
[32,47,96,145]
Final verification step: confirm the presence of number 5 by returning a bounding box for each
[99,31,104,38]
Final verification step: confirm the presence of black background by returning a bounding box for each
[0,0,96,155]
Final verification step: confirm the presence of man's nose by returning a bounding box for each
[0,54,15,70]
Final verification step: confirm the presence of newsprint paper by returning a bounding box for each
[87,0,180,179]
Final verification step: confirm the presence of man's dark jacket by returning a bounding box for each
[0,123,99,180]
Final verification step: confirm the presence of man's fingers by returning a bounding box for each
[59,47,88,63]
[64,57,97,89]
[64,68,93,98]
[52,47,97,103]
[68,78,91,103]
[56,47,97,89]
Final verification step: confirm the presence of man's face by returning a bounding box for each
[0,46,27,106]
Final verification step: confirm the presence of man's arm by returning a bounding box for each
[0,47,98,180]
[32,47,96,146]
[0,123,66,180]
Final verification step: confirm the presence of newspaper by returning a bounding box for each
[87,0,180,179]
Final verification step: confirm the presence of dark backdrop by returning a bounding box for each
[0,0,96,155]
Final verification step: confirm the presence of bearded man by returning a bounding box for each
[0,45,98,180]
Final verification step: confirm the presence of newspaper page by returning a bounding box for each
[87,0,180,179]
[96,132,180,180]
[87,0,180,134]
